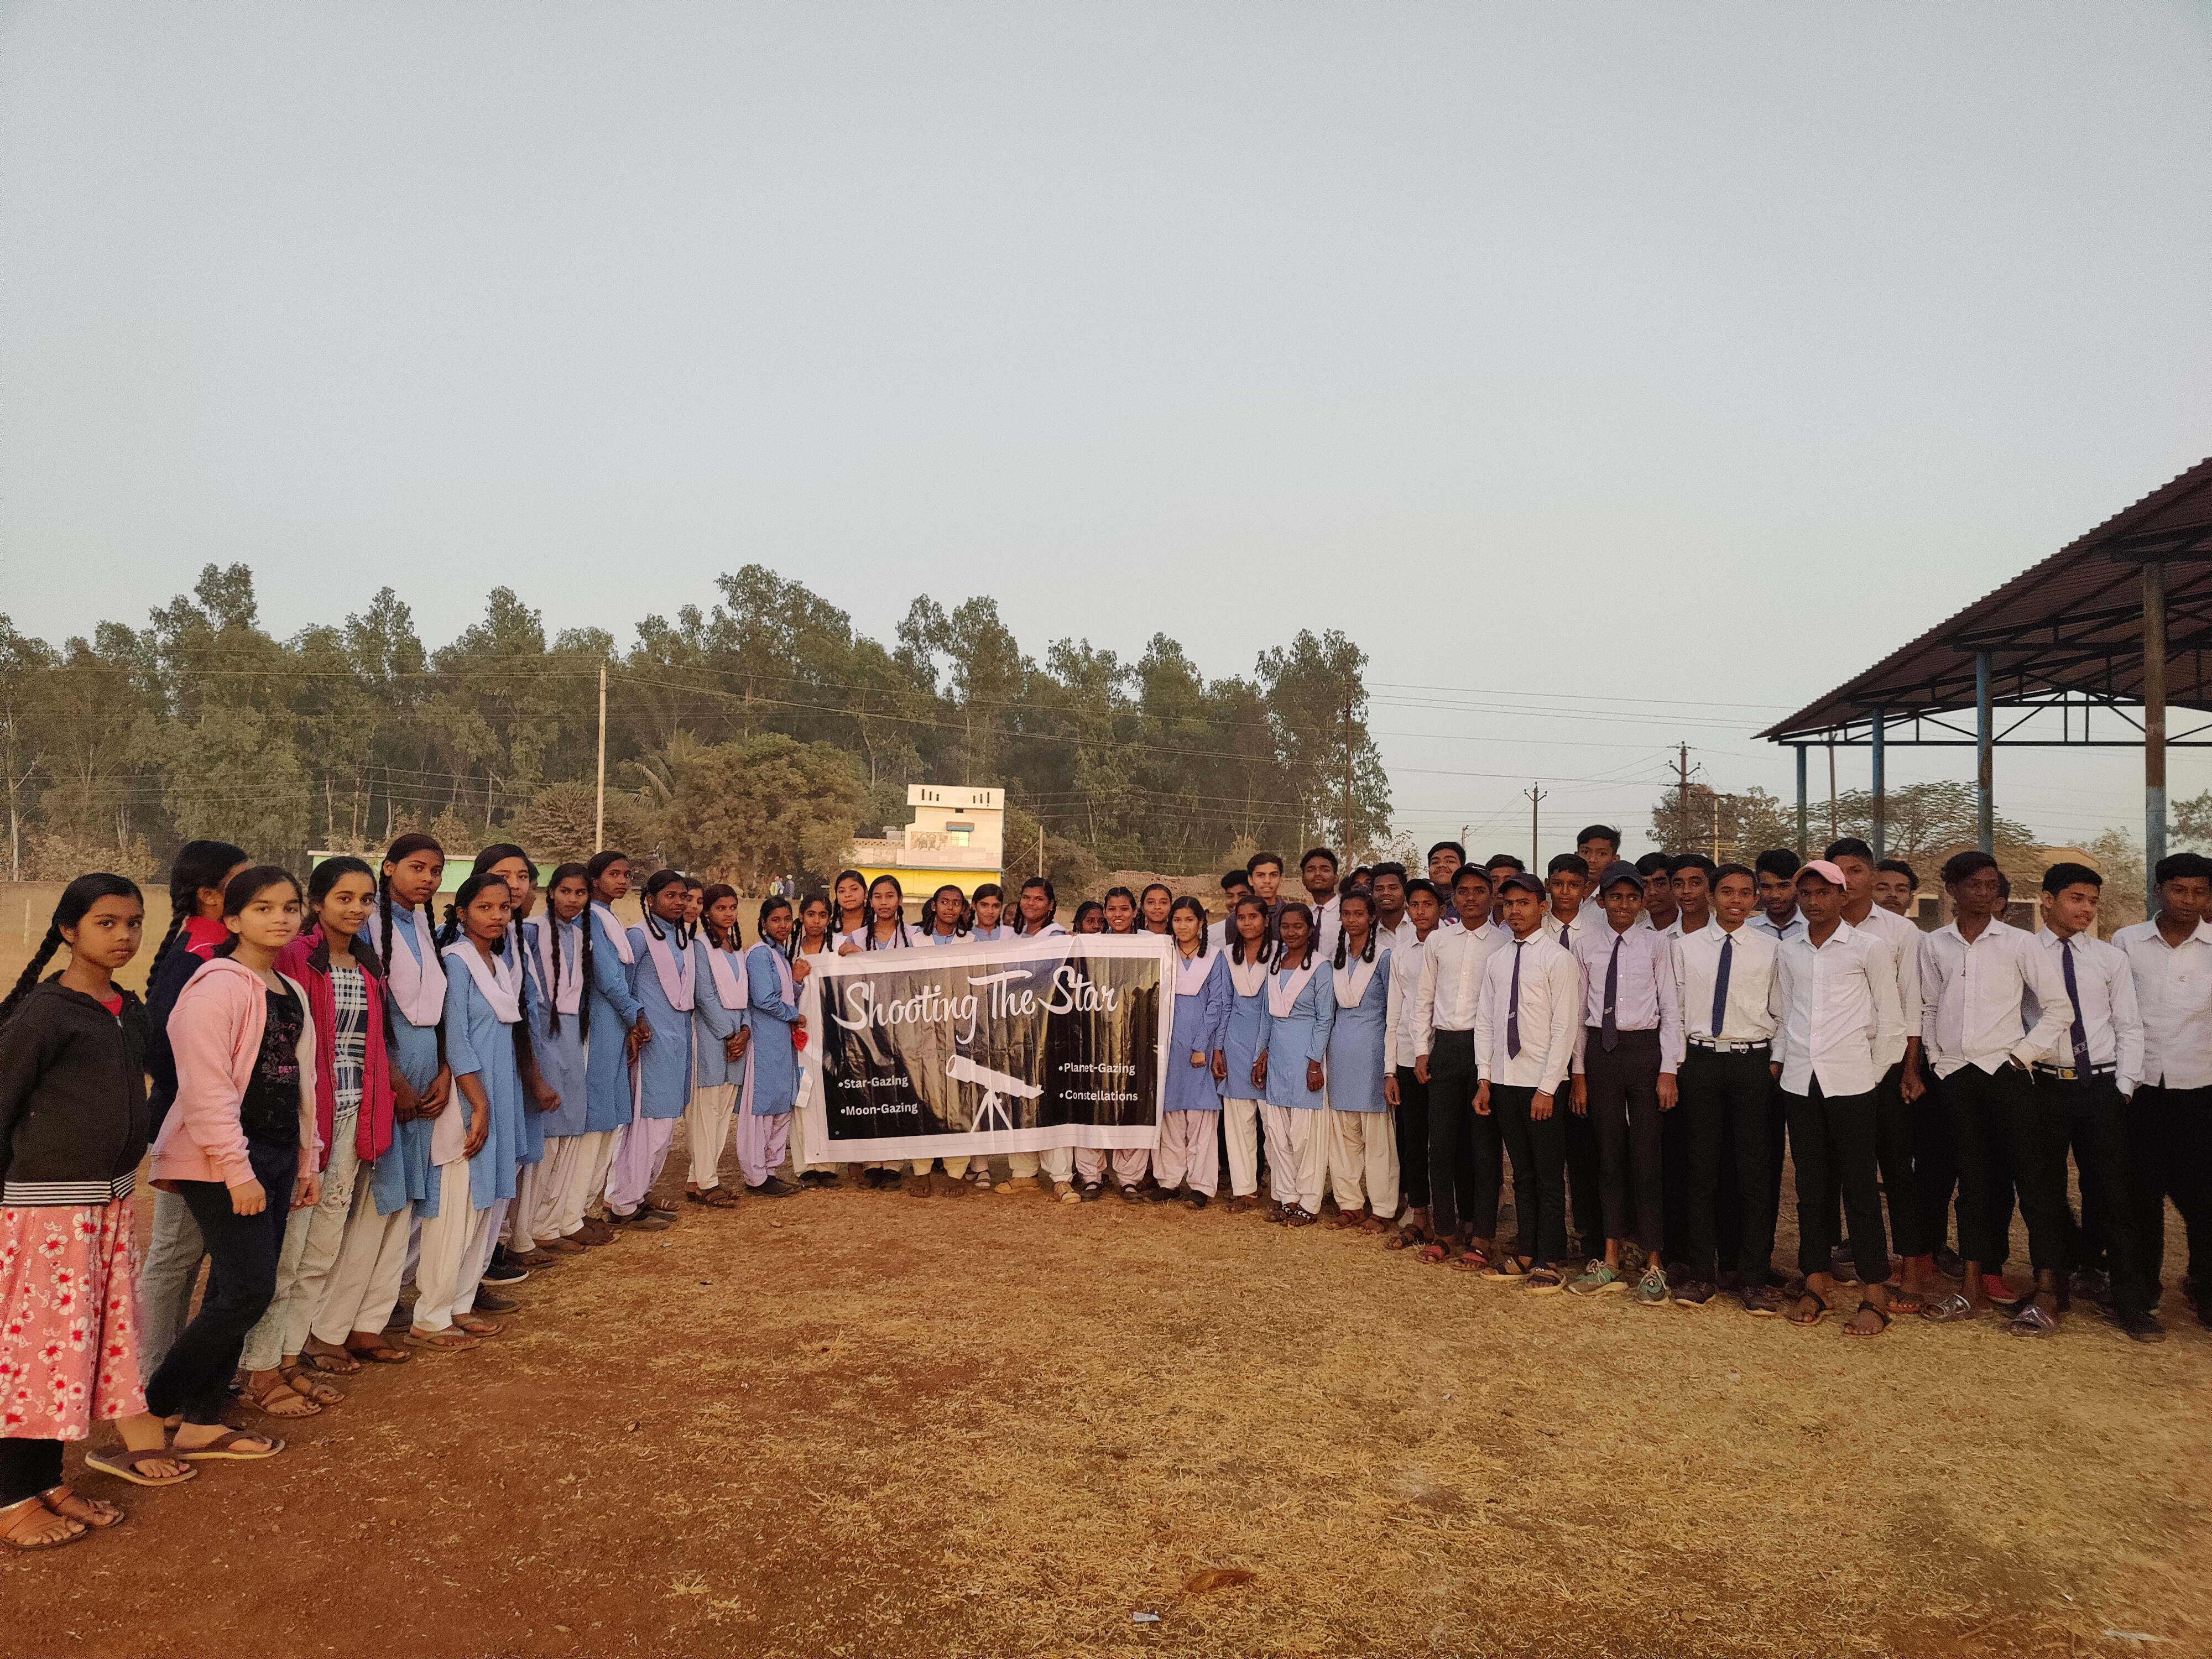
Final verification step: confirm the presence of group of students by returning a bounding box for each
[0,834,811,1551]
[3,822,2206,1550]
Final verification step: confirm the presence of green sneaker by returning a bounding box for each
[1567,1260,1623,1296]
[1634,1264,1671,1306]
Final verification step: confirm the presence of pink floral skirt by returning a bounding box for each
[0,1197,147,1441]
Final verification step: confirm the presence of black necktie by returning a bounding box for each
[1711,935,1733,1039]
[1601,936,1621,1051]
[2060,941,2089,1066]
[1506,942,1525,1059]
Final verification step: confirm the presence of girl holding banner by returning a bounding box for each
[738,898,807,1197]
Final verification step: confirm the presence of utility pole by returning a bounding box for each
[594,662,607,854]
[1711,794,1721,862]
[1340,700,1355,858]
[1525,783,1547,870]
[1670,743,1700,853]
[1827,737,1838,843]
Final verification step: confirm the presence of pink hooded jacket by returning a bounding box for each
[150,955,321,1188]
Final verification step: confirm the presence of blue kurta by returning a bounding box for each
[1165,951,1229,1113]
[690,941,749,1089]
[628,925,695,1119]
[1219,955,1270,1103]
[441,955,526,1212]
[373,906,445,1219]
[521,916,590,1139]
[584,906,642,1134]
[742,943,802,1116]
[1323,951,1392,1113]
[1258,964,1337,1110]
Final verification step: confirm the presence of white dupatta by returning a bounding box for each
[1333,947,1379,1009]
[639,925,695,1012]
[442,938,521,1024]
[377,903,447,1029]
[530,917,583,1018]
[1175,948,1214,998]
[591,901,635,966]
[1227,948,1269,999]
[1267,958,1319,1019]
[700,938,744,1011]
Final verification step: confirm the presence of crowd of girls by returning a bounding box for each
[0,833,812,1550]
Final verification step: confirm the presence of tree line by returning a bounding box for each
[0,564,1392,891]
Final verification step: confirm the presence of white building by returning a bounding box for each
[849,785,1005,902]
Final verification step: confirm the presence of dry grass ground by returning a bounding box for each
[7,1165,2210,1658]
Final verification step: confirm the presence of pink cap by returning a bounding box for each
[1796,858,1848,888]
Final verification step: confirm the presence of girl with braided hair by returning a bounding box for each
[138,840,251,1374]
[582,852,651,1231]
[1322,888,1396,1234]
[469,846,559,1287]
[522,863,596,1252]
[1,874,195,1548]
[682,883,751,1208]
[362,835,451,1271]
[603,869,697,1225]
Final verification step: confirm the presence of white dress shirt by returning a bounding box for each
[1749,908,1806,945]
[1848,902,1924,1047]
[1380,916,1420,958]
[1309,893,1342,964]
[2028,928,2144,1093]
[1473,930,1582,1093]
[1382,922,1439,1071]
[1673,919,1781,1045]
[2112,917,2212,1089]
[1773,920,1906,1098]
[1918,919,2072,1078]
[1412,920,1509,1057]
[1543,907,1598,957]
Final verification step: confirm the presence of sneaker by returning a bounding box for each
[471,1287,519,1314]
[2116,1308,2168,1343]
[1672,1278,1716,1310]
[746,1176,799,1198]
[482,1251,529,1286]
[1568,1261,1623,1297]
[1633,1264,1671,1306]
[1740,1284,1783,1317]
[1185,1191,1209,1210]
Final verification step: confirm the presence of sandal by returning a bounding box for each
[1920,1291,1987,1324]
[40,1485,123,1528]
[1384,1227,1425,1252]
[1845,1301,1892,1338]
[1483,1256,1528,1282]
[1789,1290,1829,1327]
[1356,1213,1390,1234]
[343,1334,414,1364]
[1883,1285,1926,1316]
[296,1342,361,1375]
[82,1445,199,1488]
[452,1314,502,1337]
[0,1494,87,1552]
[1526,1267,1563,1295]
[175,1428,285,1461]
[244,1379,321,1418]
[408,1326,481,1350]
[2008,1303,2059,1338]
[1451,1247,1493,1275]
[279,1363,345,1405]
[1417,1242,1451,1265]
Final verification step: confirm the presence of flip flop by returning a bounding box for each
[408,1326,481,1350]
[176,1429,285,1461]
[279,1363,345,1405]
[343,1336,414,1365]
[82,1446,200,1489]
[1788,1290,1829,1327]
[1919,1291,1987,1324]
[296,1345,361,1375]
[1845,1302,1893,1338]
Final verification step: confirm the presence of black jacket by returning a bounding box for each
[0,979,150,1204]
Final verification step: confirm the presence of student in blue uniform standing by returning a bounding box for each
[1254,903,1336,1227]
[585,852,656,1229]
[520,862,592,1253]
[1214,895,1274,1212]
[1324,887,1396,1233]
[683,883,750,1207]
[738,897,808,1197]
[605,870,696,1225]
[1153,897,1227,1207]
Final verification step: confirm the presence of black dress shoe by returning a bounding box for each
[472,1287,520,1314]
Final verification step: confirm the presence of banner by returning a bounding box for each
[796,933,1174,1161]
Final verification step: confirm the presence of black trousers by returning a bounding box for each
[1563,1084,1602,1248]
[2006,1073,2149,1314]
[1427,1032,1500,1238]
[2065,1106,2113,1274]
[1491,1084,1567,1266]
[1582,1026,1665,1252]
[1822,1061,1926,1261]
[1661,1097,1690,1267]
[2130,1082,2212,1308]
[144,1141,297,1427]
[0,1437,65,1509]
[1394,1065,1432,1209]
[1912,1077,1958,1255]
[1786,1079,1888,1285]
[1678,1046,1778,1284]
[1938,1064,2035,1266]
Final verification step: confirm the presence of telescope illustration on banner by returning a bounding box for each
[947,1052,1041,1131]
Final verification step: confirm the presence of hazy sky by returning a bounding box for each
[4,2,2209,860]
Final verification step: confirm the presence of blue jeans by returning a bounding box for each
[135,1188,207,1373]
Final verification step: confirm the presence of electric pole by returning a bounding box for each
[1525,784,1547,869]
[594,662,607,854]
[1341,699,1355,858]
[1670,742,1701,853]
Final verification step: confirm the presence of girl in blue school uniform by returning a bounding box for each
[520,862,593,1253]
[1323,887,1396,1233]
[469,846,555,1282]
[1152,896,1228,1208]
[584,851,659,1229]
[411,873,531,1345]
[682,883,750,1207]
[603,869,696,1225]
[1254,902,1335,1227]
[1213,895,1274,1213]
[737,897,807,1197]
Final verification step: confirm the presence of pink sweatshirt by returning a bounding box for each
[151,955,321,1188]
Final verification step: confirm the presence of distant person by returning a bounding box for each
[1636,852,1678,932]
[1323,890,1395,1233]
[1410,865,1505,1263]
[1155,898,1227,1208]
[1749,849,1805,943]
[1214,895,1275,1213]
[1872,860,1918,919]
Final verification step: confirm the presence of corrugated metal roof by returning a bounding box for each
[1761,455,2212,741]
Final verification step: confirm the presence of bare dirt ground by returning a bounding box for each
[9,1160,2211,1659]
